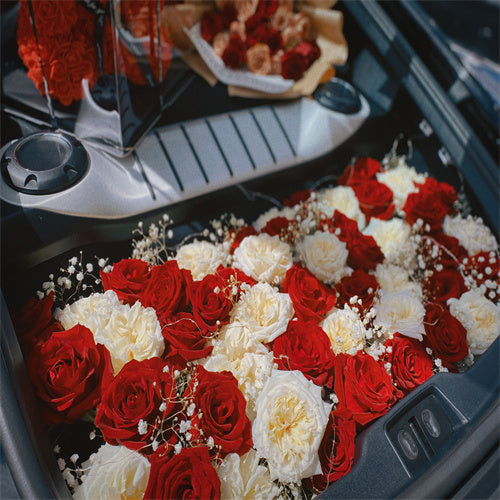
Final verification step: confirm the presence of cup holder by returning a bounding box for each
[1,130,89,195]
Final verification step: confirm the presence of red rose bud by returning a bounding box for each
[27,324,114,425]
[283,188,312,207]
[228,225,259,254]
[282,263,336,323]
[424,303,469,371]
[260,216,298,242]
[386,333,434,393]
[185,366,253,459]
[334,351,403,427]
[95,357,179,454]
[100,258,151,305]
[144,446,221,500]
[222,33,247,68]
[256,0,279,17]
[337,157,383,186]
[273,319,336,388]
[280,49,308,80]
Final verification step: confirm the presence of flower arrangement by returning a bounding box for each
[200,0,321,80]
[12,150,500,499]
[16,0,172,106]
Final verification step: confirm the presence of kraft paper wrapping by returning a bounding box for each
[163,1,347,98]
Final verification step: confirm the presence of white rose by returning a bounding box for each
[56,289,120,333]
[443,214,498,256]
[56,291,164,374]
[374,263,423,298]
[99,301,164,374]
[175,240,226,280]
[321,305,367,355]
[73,444,150,500]
[376,162,426,210]
[448,290,500,355]
[231,282,294,343]
[233,234,293,285]
[297,231,350,284]
[317,186,366,229]
[252,370,332,483]
[363,218,417,269]
[217,450,278,500]
[374,290,425,339]
[253,206,297,232]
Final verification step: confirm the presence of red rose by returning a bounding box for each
[347,232,384,272]
[144,446,220,500]
[95,357,178,454]
[282,263,336,323]
[228,225,259,254]
[20,0,79,36]
[337,157,383,187]
[189,273,234,332]
[403,187,451,232]
[256,0,279,17]
[280,49,307,80]
[101,258,151,305]
[294,40,321,66]
[283,189,312,207]
[424,303,468,370]
[322,211,384,270]
[419,177,458,208]
[27,324,113,425]
[186,366,252,459]
[201,10,224,43]
[423,268,466,304]
[336,269,379,315]
[140,260,191,323]
[273,320,336,388]
[215,264,256,291]
[421,233,468,269]
[12,292,62,355]
[352,180,395,221]
[222,33,247,69]
[334,351,403,427]
[258,27,283,54]
[386,333,434,393]
[261,216,298,242]
[312,408,356,491]
[162,312,212,366]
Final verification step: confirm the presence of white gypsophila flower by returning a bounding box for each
[253,206,298,232]
[297,231,350,285]
[373,290,425,340]
[175,240,226,280]
[231,282,294,343]
[233,234,293,286]
[316,186,366,229]
[217,450,276,500]
[448,289,500,355]
[374,263,423,298]
[252,370,332,483]
[376,162,426,210]
[56,290,163,374]
[363,218,417,269]
[73,444,150,500]
[321,305,368,355]
[443,214,498,256]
